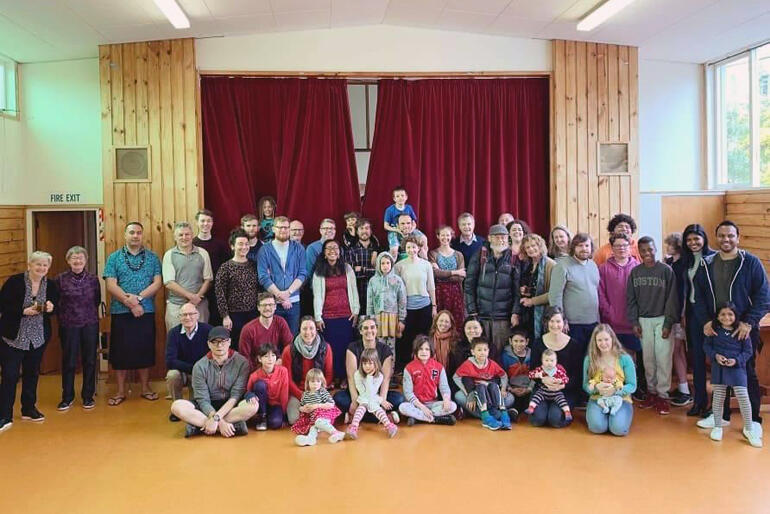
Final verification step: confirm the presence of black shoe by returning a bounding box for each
[631,390,647,403]
[169,413,180,422]
[184,423,202,438]
[0,418,12,432]
[21,408,45,422]
[671,393,693,407]
[407,417,416,426]
[82,399,95,410]
[57,401,73,411]
[686,404,703,417]
[433,415,457,426]
[233,420,248,436]
[507,408,519,422]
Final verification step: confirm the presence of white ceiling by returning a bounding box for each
[0,0,768,64]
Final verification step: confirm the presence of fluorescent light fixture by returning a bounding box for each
[152,0,190,29]
[577,0,636,31]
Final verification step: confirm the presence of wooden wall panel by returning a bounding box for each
[661,194,725,247]
[552,40,639,248]
[99,38,201,378]
[0,207,27,285]
[726,191,770,273]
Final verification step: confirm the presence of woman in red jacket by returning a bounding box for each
[281,316,333,424]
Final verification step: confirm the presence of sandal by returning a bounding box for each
[140,391,159,401]
[108,395,126,406]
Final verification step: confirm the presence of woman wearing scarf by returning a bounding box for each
[280,316,333,424]
[429,309,460,367]
[518,234,556,340]
[680,224,715,418]
[366,253,407,356]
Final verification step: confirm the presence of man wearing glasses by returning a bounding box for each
[239,293,293,371]
[289,220,305,246]
[257,216,307,334]
[165,303,212,421]
[170,326,256,438]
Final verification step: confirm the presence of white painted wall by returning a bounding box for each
[0,58,102,206]
[196,25,551,72]
[638,58,704,192]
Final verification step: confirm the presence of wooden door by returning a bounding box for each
[34,211,87,374]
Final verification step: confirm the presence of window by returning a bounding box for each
[711,42,770,187]
[0,54,19,118]
[347,81,377,195]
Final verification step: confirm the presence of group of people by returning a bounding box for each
[1,187,768,450]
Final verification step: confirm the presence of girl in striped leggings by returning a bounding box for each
[346,349,398,439]
[704,303,761,448]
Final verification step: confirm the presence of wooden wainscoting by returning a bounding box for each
[725,190,770,273]
[660,193,726,243]
[0,207,27,284]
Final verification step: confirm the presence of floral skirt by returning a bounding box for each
[436,281,465,326]
[291,406,342,435]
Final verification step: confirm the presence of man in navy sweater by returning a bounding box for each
[693,220,770,442]
[166,302,212,421]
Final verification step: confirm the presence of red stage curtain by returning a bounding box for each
[201,77,360,241]
[361,78,550,243]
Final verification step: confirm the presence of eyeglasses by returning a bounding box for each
[274,225,290,230]
[290,228,304,233]
[320,226,335,231]
[259,303,277,308]
[209,339,229,346]
[179,312,198,317]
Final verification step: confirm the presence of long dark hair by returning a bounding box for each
[291,316,328,384]
[681,224,713,266]
[314,239,346,277]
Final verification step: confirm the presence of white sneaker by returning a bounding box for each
[295,431,318,447]
[743,428,763,448]
[752,421,763,438]
[328,430,345,444]
[390,411,400,425]
[255,420,267,431]
[696,414,730,429]
[709,427,723,441]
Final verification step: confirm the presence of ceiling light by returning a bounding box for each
[152,0,190,29]
[577,0,636,32]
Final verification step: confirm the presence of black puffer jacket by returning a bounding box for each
[464,244,520,320]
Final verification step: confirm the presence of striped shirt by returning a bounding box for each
[299,388,333,406]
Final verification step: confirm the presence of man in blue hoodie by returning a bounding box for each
[693,220,770,442]
[257,216,307,335]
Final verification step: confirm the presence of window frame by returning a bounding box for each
[0,54,20,120]
[709,42,769,189]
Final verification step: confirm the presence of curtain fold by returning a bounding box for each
[361,78,550,242]
[201,77,360,240]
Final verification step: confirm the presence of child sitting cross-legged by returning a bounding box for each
[454,337,511,431]
[399,335,458,426]
[291,368,345,447]
[244,343,289,430]
[525,349,573,422]
[346,349,399,439]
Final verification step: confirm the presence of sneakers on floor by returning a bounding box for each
[21,408,45,422]
[184,423,202,438]
[670,393,693,407]
[710,427,723,441]
[390,412,400,425]
[499,411,512,430]
[637,394,657,410]
[631,390,647,403]
[328,430,345,443]
[656,398,671,416]
[57,401,73,411]
[752,421,763,439]
[255,419,268,431]
[387,424,398,438]
[82,399,96,410]
[481,412,501,431]
[696,413,730,429]
[433,415,456,426]
[233,421,248,436]
[743,427,763,448]
[0,418,12,433]
[407,417,416,426]
[345,425,359,440]
[295,427,318,446]
[169,413,180,422]
[687,404,709,417]
[507,408,519,423]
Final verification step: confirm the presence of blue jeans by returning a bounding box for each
[275,302,300,336]
[529,400,570,428]
[586,400,633,436]
[454,389,515,419]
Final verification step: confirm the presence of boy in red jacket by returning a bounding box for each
[245,343,289,430]
[455,338,511,431]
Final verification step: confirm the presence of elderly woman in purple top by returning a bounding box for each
[55,246,102,411]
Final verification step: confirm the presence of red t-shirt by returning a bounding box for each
[239,316,294,371]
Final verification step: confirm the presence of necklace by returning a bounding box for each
[69,270,88,284]
[122,246,146,271]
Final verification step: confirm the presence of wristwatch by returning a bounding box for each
[137,295,144,302]
[212,414,221,422]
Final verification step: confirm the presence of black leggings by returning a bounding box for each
[396,305,432,371]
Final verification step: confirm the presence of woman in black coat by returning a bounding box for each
[0,251,59,431]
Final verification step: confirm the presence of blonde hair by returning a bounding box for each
[358,348,382,376]
[520,233,548,260]
[304,368,327,391]
[586,324,626,378]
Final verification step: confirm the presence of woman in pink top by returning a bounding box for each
[598,233,640,356]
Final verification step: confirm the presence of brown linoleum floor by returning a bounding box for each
[1,375,769,514]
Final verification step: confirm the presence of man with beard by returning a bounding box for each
[345,218,379,311]
[389,214,427,261]
[193,209,231,326]
[549,232,600,354]
[238,292,293,371]
[289,220,305,246]
[241,214,262,268]
[257,216,307,334]
[464,224,521,361]
[694,220,770,446]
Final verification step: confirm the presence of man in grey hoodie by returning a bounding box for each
[170,326,257,438]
